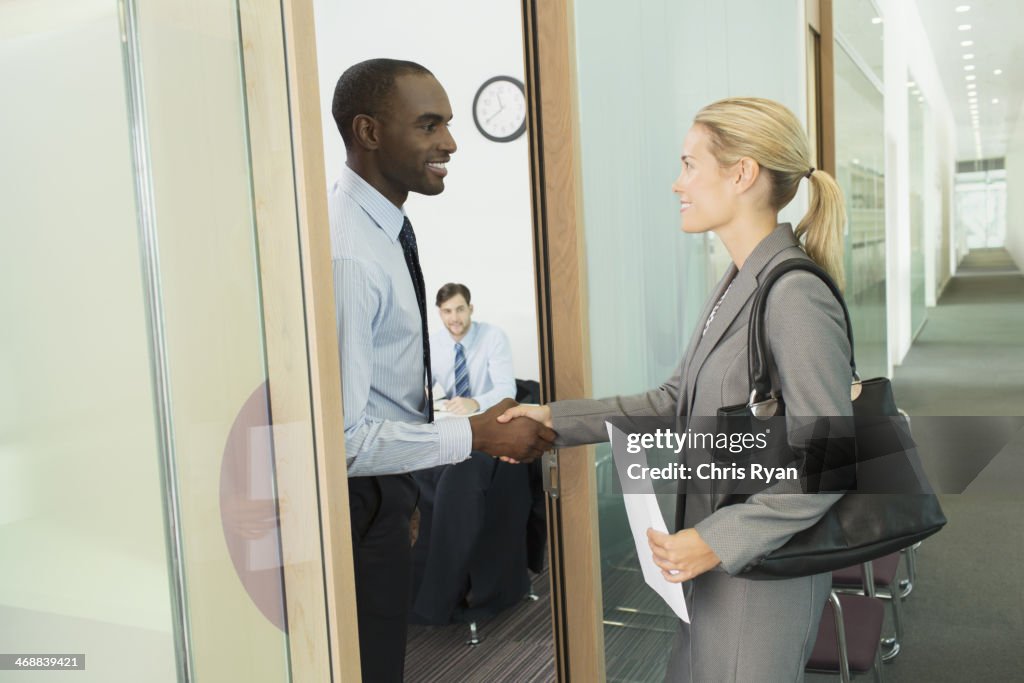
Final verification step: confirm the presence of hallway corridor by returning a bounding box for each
[862,248,1024,682]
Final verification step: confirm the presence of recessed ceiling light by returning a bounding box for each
[917,96,924,102]
[958,24,972,30]
[871,16,882,24]
[956,5,971,12]
[963,54,974,60]
[961,40,974,47]
[992,98,999,104]
[907,80,915,87]
[964,65,976,71]
[852,158,861,164]
[966,74,977,81]
[994,69,1003,75]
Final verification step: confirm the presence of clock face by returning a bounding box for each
[473,76,527,142]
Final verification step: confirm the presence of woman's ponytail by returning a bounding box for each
[796,169,846,290]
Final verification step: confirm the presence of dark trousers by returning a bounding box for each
[410,453,530,624]
[348,474,418,683]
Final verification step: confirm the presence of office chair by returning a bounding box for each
[832,553,906,660]
[806,583,886,683]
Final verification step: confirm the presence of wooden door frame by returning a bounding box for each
[239,0,361,681]
[521,0,605,680]
[809,0,837,176]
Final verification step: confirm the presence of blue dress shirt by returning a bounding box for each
[329,165,472,476]
[430,321,516,412]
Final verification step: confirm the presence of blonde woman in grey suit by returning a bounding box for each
[500,97,851,682]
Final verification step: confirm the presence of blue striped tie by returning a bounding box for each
[454,342,471,398]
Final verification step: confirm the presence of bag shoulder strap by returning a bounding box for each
[747,258,857,401]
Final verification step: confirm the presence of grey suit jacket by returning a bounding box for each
[550,223,852,575]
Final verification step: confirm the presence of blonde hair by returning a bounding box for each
[693,97,846,290]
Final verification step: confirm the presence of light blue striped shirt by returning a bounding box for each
[430,321,516,412]
[329,164,472,476]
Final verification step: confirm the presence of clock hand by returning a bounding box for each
[486,107,505,123]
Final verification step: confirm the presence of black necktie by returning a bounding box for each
[398,217,434,422]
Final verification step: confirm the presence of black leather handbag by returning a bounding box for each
[717,258,946,579]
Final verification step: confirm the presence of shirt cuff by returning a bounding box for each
[436,417,473,464]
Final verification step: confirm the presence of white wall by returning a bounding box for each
[1006,101,1024,271]
[312,0,540,382]
[879,0,958,370]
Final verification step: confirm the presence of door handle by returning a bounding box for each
[541,450,559,499]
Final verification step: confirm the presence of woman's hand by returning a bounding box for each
[495,404,553,463]
[647,528,721,583]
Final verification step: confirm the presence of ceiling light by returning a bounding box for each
[992,98,999,104]
[917,96,924,102]
[966,74,976,81]
[958,24,972,30]
[956,5,971,12]
[963,54,974,60]
[994,69,1003,75]
[965,65,975,71]
[852,158,861,164]
[961,40,974,47]
[907,80,915,87]
[871,16,882,24]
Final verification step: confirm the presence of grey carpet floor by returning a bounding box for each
[808,250,1024,683]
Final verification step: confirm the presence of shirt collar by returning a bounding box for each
[452,321,478,348]
[337,163,407,242]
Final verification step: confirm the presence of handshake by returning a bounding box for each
[468,398,555,464]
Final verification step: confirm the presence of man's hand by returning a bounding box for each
[647,528,721,583]
[443,396,479,415]
[469,398,556,463]
[495,404,553,462]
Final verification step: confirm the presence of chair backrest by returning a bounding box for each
[515,378,541,404]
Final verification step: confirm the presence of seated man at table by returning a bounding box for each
[430,282,515,415]
[410,282,530,624]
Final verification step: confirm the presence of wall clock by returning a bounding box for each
[472,75,527,142]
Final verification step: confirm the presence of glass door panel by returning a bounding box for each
[0,3,181,681]
[834,42,887,379]
[1,1,329,681]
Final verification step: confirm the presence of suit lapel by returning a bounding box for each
[682,224,803,414]
[683,267,757,412]
[676,264,736,415]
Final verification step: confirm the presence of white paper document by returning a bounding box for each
[606,422,690,623]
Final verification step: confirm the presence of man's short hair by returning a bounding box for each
[331,58,433,150]
[436,283,471,307]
